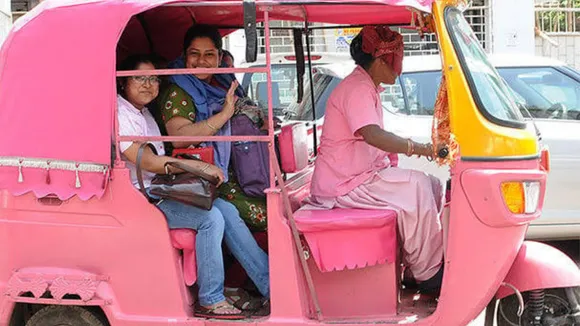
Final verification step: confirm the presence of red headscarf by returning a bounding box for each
[361,25,404,75]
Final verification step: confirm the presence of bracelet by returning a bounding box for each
[406,139,414,157]
[206,120,218,131]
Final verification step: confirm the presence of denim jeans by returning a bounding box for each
[156,197,270,306]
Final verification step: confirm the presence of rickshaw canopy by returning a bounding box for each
[0,0,434,200]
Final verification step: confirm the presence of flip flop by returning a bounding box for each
[194,302,246,320]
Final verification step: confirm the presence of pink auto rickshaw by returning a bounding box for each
[0,0,579,325]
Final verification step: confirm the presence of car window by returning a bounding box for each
[380,80,407,114]
[497,67,580,120]
[244,66,297,109]
[285,72,339,121]
[399,71,442,115]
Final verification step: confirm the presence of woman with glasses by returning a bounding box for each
[116,54,269,319]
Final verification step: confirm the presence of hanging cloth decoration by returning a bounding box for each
[431,75,459,166]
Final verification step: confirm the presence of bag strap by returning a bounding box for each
[136,142,157,201]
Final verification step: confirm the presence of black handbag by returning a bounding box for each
[136,143,218,210]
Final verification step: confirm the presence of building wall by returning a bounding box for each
[490,0,535,54]
[0,0,11,45]
[536,35,580,69]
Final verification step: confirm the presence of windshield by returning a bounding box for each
[445,8,525,128]
[497,67,580,120]
[285,71,339,121]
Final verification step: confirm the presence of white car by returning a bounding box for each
[239,52,352,116]
[246,53,580,240]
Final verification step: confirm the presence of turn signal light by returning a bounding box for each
[501,181,541,214]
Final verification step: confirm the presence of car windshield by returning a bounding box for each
[445,8,525,127]
[497,67,580,120]
[242,65,299,112]
[285,69,339,121]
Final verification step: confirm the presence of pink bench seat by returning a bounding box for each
[294,208,398,273]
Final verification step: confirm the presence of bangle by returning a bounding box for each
[406,139,414,157]
[206,120,218,131]
[200,164,210,173]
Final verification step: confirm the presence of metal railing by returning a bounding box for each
[535,0,580,34]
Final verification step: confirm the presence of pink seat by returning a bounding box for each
[169,229,197,286]
[294,208,398,272]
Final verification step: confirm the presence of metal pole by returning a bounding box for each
[304,22,318,157]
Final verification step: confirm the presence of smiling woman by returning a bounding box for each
[117,56,162,110]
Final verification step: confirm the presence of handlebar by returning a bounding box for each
[437,147,449,159]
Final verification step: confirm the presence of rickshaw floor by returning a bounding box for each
[398,288,437,319]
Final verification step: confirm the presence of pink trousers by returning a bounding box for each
[308,167,444,281]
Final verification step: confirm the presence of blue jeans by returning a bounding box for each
[156,197,270,306]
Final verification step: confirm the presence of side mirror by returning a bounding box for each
[243,0,258,63]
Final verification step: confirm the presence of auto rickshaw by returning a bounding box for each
[0,0,578,325]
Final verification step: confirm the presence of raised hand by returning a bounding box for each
[222,80,239,119]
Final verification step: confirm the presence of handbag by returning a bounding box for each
[172,146,214,164]
[136,143,218,210]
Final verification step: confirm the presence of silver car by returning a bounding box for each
[279,54,580,240]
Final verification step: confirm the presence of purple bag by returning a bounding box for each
[230,114,270,197]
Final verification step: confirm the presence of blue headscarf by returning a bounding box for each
[167,57,245,181]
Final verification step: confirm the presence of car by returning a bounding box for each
[254,53,580,240]
[238,52,352,116]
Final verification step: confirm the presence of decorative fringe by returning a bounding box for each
[432,75,460,166]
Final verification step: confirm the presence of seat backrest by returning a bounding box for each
[278,122,309,174]
[256,81,281,109]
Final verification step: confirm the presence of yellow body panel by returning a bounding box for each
[431,0,539,158]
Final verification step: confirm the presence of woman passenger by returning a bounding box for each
[158,26,268,236]
[117,54,269,318]
[306,26,444,295]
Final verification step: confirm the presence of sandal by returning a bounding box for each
[225,287,263,311]
[252,299,270,317]
[194,301,246,320]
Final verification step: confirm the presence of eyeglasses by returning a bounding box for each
[130,75,161,85]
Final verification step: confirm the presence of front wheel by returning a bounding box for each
[495,287,580,326]
[25,306,105,326]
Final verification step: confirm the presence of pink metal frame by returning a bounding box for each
[112,26,275,171]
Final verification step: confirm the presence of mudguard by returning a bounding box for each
[496,241,580,299]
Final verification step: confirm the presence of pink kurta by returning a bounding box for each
[307,66,443,281]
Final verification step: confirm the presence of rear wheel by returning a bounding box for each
[25,306,105,326]
[496,287,580,326]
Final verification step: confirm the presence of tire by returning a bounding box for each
[496,287,578,326]
[25,306,105,326]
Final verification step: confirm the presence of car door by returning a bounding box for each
[497,66,580,228]
[381,71,450,184]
